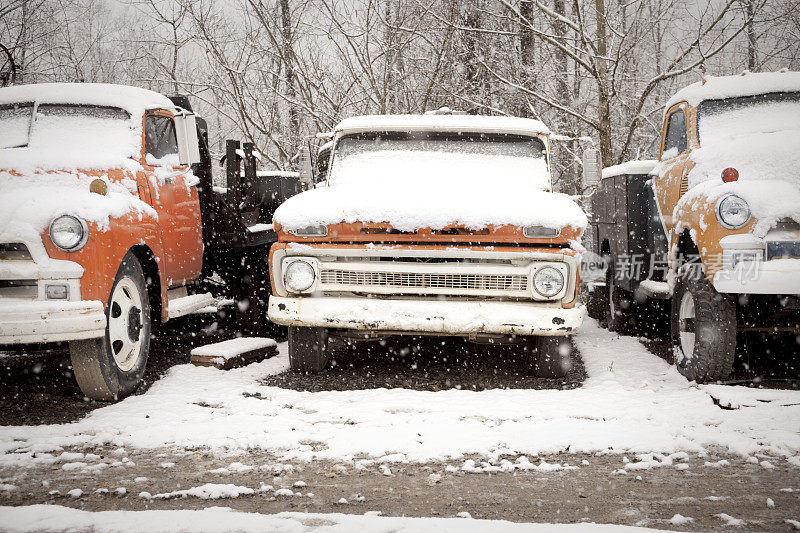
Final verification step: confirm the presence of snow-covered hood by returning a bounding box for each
[273,183,587,234]
[0,169,156,247]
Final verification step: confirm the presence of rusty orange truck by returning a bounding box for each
[268,113,589,377]
[0,83,297,400]
[587,70,800,382]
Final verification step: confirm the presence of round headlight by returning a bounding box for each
[716,194,751,229]
[49,215,88,252]
[284,260,316,292]
[533,266,565,298]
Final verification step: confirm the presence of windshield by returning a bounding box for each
[328,131,550,190]
[697,92,800,144]
[0,102,34,149]
[0,103,136,169]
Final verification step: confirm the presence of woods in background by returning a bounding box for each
[2,0,799,192]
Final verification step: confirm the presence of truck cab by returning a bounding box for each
[268,113,588,377]
[589,70,800,382]
[0,83,294,400]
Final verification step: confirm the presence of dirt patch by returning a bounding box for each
[261,336,586,392]
[0,446,797,531]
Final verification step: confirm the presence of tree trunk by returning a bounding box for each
[745,0,757,71]
[18,0,29,83]
[594,0,613,167]
[279,0,299,158]
[517,0,535,117]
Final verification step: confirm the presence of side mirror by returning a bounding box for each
[298,140,314,186]
[174,114,201,166]
[582,147,602,187]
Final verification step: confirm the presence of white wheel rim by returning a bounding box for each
[108,277,144,372]
[679,291,696,358]
[607,260,617,320]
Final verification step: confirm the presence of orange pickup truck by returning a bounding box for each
[0,83,296,399]
[268,113,589,377]
[588,70,800,382]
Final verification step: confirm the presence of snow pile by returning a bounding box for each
[445,457,577,474]
[668,514,693,526]
[274,183,586,233]
[0,505,664,532]
[1,323,799,468]
[147,483,255,500]
[715,513,746,527]
[191,339,277,361]
[601,160,656,180]
[666,70,800,109]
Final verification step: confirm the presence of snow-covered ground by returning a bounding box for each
[1,319,798,471]
[0,505,668,532]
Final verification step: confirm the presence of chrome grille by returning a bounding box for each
[0,279,37,298]
[320,269,527,292]
[0,243,32,261]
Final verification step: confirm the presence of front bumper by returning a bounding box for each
[268,296,585,336]
[713,258,800,294]
[0,299,106,344]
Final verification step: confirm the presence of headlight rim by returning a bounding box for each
[715,193,752,230]
[48,214,88,252]
[283,258,317,293]
[532,264,566,298]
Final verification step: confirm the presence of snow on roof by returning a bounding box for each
[335,114,550,137]
[666,70,800,109]
[601,160,656,179]
[0,83,173,117]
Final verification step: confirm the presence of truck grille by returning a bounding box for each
[0,279,37,298]
[0,243,32,261]
[320,269,528,293]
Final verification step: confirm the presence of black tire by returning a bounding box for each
[670,265,737,382]
[524,336,571,378]
[586,285,607,322]
[69,252,151,401]
[288,326,329,373]
[605,262,634,333]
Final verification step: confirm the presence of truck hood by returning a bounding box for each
[0,169,157,247]
[273,182,587,234]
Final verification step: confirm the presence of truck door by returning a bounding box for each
[654,104,691,234]
[143,112,204,286]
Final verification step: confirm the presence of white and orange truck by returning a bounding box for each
[268,113,590,377]
[0,83,297,400]
[587,70,800,382]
